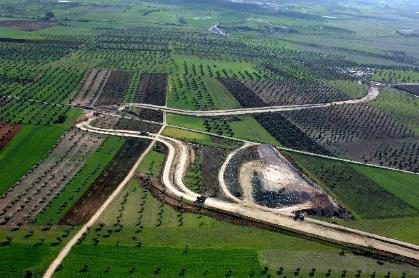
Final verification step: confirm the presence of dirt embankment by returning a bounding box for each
[226,144,347,217]
[223,145,260,199]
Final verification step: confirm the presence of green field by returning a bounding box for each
[328,80,368,99]
[167,114,279,145]
[0,125,69,195]
[285,152,418,219]
[0,226,77,276]
[353,165,419,210]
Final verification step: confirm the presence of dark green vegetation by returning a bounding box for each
[286,152,418,219]
[0,0,419,276]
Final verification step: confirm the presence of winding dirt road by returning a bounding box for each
[44,85,419,277]
[121,86,380,117]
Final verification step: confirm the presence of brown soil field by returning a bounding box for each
[89,114,120,129]
[88,114,161,133]
[242,79,349,105]
[139,109,164,123]
[95,71,131,106]
[114,118,162,133]
[0,37,82,46]
[189,146,227,197]
[137,73,167,122]
[0,129,105,226]
[395,85,419,97]
[59,138,150,225]
[71,69,111,107]
[200,146,227,197]
[138,73,167,105]
[0,123,22,150]
[0,20,57,31]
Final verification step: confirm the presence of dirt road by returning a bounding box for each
[43,121,166,278]
[44,85,418,276]
[122,85,381,117]
[44,117,418,275]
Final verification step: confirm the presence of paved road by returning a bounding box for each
[122,86,380,117]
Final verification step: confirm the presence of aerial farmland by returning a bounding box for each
[0,0,418,277]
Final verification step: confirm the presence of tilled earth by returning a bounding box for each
[59,138,151,225]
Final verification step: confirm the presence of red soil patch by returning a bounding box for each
[0,20,57,31]
[0,123,22,150]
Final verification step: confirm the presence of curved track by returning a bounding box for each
[44,86,419,277]
[121,86,380,116]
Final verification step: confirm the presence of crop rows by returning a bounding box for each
[95,71,131,106]
[71,69,110,107]
[284,105,415,143]
[136,73,167,122]
[169,74,215,110]
[242,79,349,105]
[0,129,105,226]
[0,20,57,31]
[394,85,419,97]
[364,141,419,172]
[0,95,71,125]
[283,105,419,171]
[60,138,151,225]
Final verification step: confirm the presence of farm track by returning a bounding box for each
[0,128,105,226]
[44,120,166,278]
[43,83,419,275]
[44,116,419,277]
[122,85,380,117]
